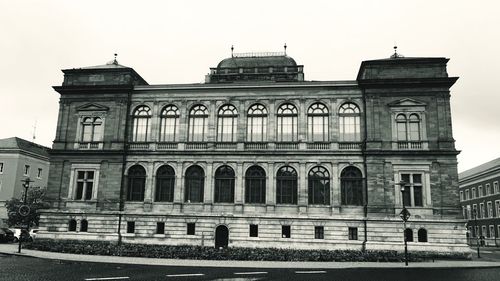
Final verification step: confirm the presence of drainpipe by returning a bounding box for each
[361,88,369,252]
[117,89,132,245]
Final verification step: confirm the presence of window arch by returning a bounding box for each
[418,228,428,242]
[340,166,363,206]
[80,219,88,232]
[308,166,330,205]
[217,104,238,142]
[155,165,175,202]
[247,104,268,142]
[277,103,298,142]
[188,105,208,142]
[245,166,266,204]
[127,165,146,201]
[68,219,77,232]
[396,113,421,141]
[132,105,151,142]
[307,103,329,142]
[184,165,204,203]
[81,117,102,142]
[214,165,235,203]
[405,228,414,242]
[159,105,179,142]
[339,103,360,142]
[276,166,298,204]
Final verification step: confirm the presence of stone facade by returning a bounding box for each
[39,53,467,253]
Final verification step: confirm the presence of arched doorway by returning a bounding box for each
[215,225,229,249]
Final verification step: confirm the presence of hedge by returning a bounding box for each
[23,239,471,262]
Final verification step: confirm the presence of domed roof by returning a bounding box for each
[217,55,297,69]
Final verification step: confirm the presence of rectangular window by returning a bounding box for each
[187,223,195,235]
[156,222,165,234]
[479,186,483,197]
[494,181,499,194]
[473,204,478,218]
[127,221,135,233]
[0,162,3,173]
[480,203,485,218]
[471,188,476,199]
[487,201,493,218]
[496,200,500,218]
[467,205,471,219]
[481,226,487,237]
[486,184,491,196]
[489,225,494,238]
[400,173,423,207]
[249,224,258,237]
[75,171,95,200]
[281,225,291,238]
[348,227,358,240]
[465,189,470,200]
[314,226,324,239]
[497,226,500,238]
[24,165,30,176]
[462,206,467,219]
[37,168,43,179]
[460,191,464,201]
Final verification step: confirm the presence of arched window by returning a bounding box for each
[68,219,77,232]
[340,166,363,206]
[339,103,360,142]
[188,105,208,142]
[127,165,146,201]
[155,165,175,202]
[132,106,151,142]
[307,103,329,142]
[396,113,421,141]
[396,114,407,141]
[81,117,102,142]
[405,228,414,242]
[418,228,428,242]
[80,219,88,232]
[214,165,235,203]
[277,103,298,142]
[217,104,238,142]
[159,105,179,142]
[245,166,266,204]
[308,166,330,205]
[184,165,204,203]
[276,166,297,204]
[247,104,267,142]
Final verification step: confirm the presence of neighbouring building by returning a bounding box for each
[0,137,50,225]
[459,157,500,247]
[39,50,468,253]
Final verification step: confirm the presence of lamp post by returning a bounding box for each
[397,180,411,266]
[472,208,480,258]
[18,177,32,253]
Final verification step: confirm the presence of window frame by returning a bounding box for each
[184,165,205,203]
[24,165,30,176]
[308,166,330,205]
[245,165,266,204]
[307,102,329,142]
[127,221,135,234]
[156,222,165,235]
[155,165,175,202]
[340,166,363,206]
[276,166,298,205]
[246,104,268,142]
[281,225,291,238]
[187,223,196,235]
[249,224,258,237]
[348,227,358,240]
[214,165,235,203]
[276,103,298,142]
[187,104,209,142]
[68,164,100,201]
[126,165,146,202]
[131,105,152,142]
[339,102,361,142]
[159,105,180,142]
[0,162,4,174]
[314,226,324,239]
[216,104,238,143]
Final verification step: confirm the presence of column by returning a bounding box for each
[204,161,213,211]
[266,162,275,212]
[298,162,308,212]
[235,162,244,212]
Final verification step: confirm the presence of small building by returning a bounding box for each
[459,157,500,246]
[0,137,50,225]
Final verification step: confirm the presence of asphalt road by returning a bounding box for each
[1,253,499,281]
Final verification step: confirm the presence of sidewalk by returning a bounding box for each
[1,243,500,269]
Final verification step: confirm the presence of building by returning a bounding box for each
[459,157,500,246]
[39,50,467,253]
[0,137,50,225]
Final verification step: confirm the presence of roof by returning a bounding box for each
[0,137,50,158]
[459,157,500,181]
[217,55,298,68]
[70,59,130,70]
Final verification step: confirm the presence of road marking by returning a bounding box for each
[234,271,268,275]
[166,273,205,277]
[84,277,130,281]
[295,270,327,274]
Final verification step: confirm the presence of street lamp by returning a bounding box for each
[397,180,411,266]
[18,177,32,253]
[472,208,480,258]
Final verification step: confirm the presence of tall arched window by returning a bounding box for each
[276,166,297,204]
[155,165,175,202]
[81,117,102,142]
[396,114,407,141]
[159,105,179,142]
[188,105,208,142]
[217,104,238,142]
[184,165,204,203]
[80,219,88,232]
[418,228,428,242]
[214,165,235,203]
[405,228,414,242]
[339,103,360,142]
[307,103,329,142]
[396,113,421,141]
[127,165,146,201]
[245,166,266,204]
[277,103,298,142]
[247,104,267,142]
[68,219,77,232]
[308,166,330,205]
[132,106,151,142]
[340,166,363,205]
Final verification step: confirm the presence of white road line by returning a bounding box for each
[166,273,205,277]
[295,270,327,274]
[84,277,130,281]
[234,271,268,275]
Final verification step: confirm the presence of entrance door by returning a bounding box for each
[215,225,229,249]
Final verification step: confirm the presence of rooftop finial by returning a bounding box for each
[390,45,404,59]
[113,53,118,64]
[231,45,234,58]
[284,43,287,55]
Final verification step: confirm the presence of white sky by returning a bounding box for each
[1,0,499,172]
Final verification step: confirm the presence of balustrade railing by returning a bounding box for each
[157,142,178,150]
[77,142,102,149]
[307,142,330,150]
[397,141,423,150]
[129,142,150,150]
[338,142,362,150]
[185,142,208,150]
[245,142,268,150]
[275,142,299,150]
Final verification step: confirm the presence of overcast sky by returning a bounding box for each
[1,0,499,172]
